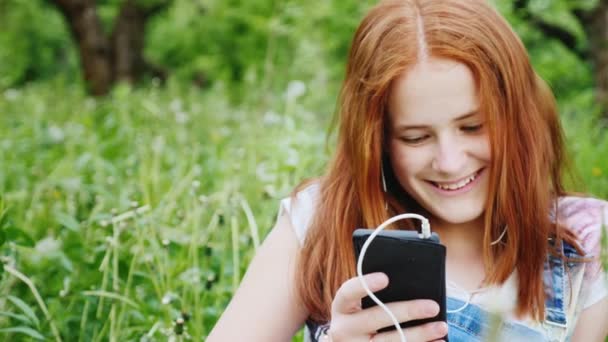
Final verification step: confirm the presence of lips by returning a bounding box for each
[427,168,484,191]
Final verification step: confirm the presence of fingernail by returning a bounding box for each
[425,302,440,316]
[369,272,388,287]
[434,322,448,334]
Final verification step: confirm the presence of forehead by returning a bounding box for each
[388,58,479,126]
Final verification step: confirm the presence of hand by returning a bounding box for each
[326,272,448,342]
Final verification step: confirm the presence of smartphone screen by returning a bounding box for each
[353,229,447,333]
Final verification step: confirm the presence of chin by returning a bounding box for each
[430,208,485,226]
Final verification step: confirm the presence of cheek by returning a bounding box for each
[388,141,428,181]
[475,135,492,162]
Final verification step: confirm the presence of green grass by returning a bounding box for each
[0,76,606,341]
[0,77,330,340]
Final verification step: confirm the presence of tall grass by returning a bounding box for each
[0,77,331,340]
[0,76,606,341]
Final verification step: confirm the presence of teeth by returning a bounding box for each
[436,172,478,191]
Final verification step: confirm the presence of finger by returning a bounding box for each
[372,321,448,342]
[332,273,389,314]
[352,299,440,333]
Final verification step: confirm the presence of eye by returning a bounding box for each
[461,123,483,132]
[399,135,429,145]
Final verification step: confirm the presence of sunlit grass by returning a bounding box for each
[0,77,330,340]
[0,75,606,341]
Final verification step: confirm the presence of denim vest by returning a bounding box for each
[304,241,586,342]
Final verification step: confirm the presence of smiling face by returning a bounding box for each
[387,58,491,227]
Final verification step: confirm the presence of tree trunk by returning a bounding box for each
[49,0,169,96]
[586,0,608,117]
[51,0,112,95]
[112,0,147,83]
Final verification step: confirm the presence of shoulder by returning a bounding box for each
[555,195,608,258]
[555,196,608,309]
[279,181,322,245]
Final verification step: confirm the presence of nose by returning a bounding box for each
[431,135,467,175]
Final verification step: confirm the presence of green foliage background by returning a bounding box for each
[0,0,606,340]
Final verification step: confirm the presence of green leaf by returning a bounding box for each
[0,326,45,340]
[0,311,33,325]
[0,228,5,247]
[4,226,34,247]
[54,211,81,232]
[6,296,40,328]
[0,200,9,228]
[82,290,140,308]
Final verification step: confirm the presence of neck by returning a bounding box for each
[431,215,488,291]
[431,215,485,261]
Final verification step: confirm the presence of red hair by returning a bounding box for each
[296,0,580,323]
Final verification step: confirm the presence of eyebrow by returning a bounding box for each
[395,109,479,130]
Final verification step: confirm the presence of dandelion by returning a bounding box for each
[141,253,154,263]
[174,317,185,335]
[285,147,299,167]
[35,236,61,255]
[48,125,65,143]
[191,180,201,189]
[161,292,179,305]
[256,162,276,182]
[0,256,13,266]
[59,277,71,297]
[169,99,183,113]
[263,184,277,198]
[152,135,165,154]
[105,236,115,245]
[85,98,96,110]
[286,80,306,101]
[592,167,602,177]
[174,111,190,124]
[263,110,282,125]
[3,89,19,101]
[219,126,231,137]
[205,272,217,290]
[178,267,202,285]
[0,139,11,150]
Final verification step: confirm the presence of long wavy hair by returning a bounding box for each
[295,0,580,323]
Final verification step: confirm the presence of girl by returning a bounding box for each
[208,0,608,340]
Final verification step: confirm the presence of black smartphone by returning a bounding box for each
[353,229,447,334]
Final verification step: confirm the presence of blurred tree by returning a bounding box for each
[579,0,608,114]
[0,0,77,89]
[47,0,170,95]
[514,0,608,117]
